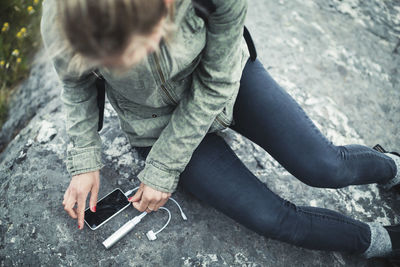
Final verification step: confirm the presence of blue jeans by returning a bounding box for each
[136,58,397,254]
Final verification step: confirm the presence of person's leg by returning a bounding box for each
[134,134,389,257]
[225,58,396,258]
[174,133,372,255]
[133,58,395,257]
[229,58,397,189]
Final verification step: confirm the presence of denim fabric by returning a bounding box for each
[136,58,397,253]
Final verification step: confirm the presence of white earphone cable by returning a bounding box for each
[154,207,171,235]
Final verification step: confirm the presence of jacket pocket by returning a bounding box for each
[116,95,175,120]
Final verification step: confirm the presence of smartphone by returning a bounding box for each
[84,188,131,230]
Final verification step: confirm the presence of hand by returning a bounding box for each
[62,170,100,230]
[128,182,171,213]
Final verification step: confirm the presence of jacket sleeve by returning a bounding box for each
[40,0,104,176]
[137,0,248,193]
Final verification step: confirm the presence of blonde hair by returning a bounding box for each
[44,0,176,77]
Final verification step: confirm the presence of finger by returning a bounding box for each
[150,195,165,211]
[63,187,70,206]
[89,184,99,212]
[77,196,86,230]
[73,207,80,220]
[129,187,143,202]
[156,197,169,211]
[132,201,147,212]
[137,195,150,212]
[145,207,153,213]
[148,200,158,212]
[64,196,78,219]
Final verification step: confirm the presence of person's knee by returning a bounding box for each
[249,200,305,245]
[295,152,348,189]
[247,200,295,239]
[250,212,281,238]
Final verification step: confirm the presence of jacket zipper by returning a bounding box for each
[153,51,228,128]
[153,52,177,105]
[92,70,105,82]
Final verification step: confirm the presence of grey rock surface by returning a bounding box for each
[1,0,399,266]
[0,55,59,153]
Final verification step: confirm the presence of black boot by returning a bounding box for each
[372,144,400,192]
[373,144,400,159]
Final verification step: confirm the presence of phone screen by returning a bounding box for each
[84,188,130,230]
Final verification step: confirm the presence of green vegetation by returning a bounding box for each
[0,0,43,129]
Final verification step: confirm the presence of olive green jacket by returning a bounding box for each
[40,0,250,193]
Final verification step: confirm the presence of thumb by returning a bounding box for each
[89,184,99,212]
[129,187,143,202]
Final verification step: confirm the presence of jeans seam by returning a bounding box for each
[346,150,390,160]
[223,134,366,232]
[297,207,367,231]
[339,147,396,181]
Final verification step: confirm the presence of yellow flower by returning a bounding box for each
[16,27,27,39]
[11,49,20,57]
[16,58,22,64]
[0,60,5,67]
[33,0,40,5]
[27,6,35,14]
[1,22,9,32]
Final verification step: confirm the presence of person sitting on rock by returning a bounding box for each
[40,0,400,261]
